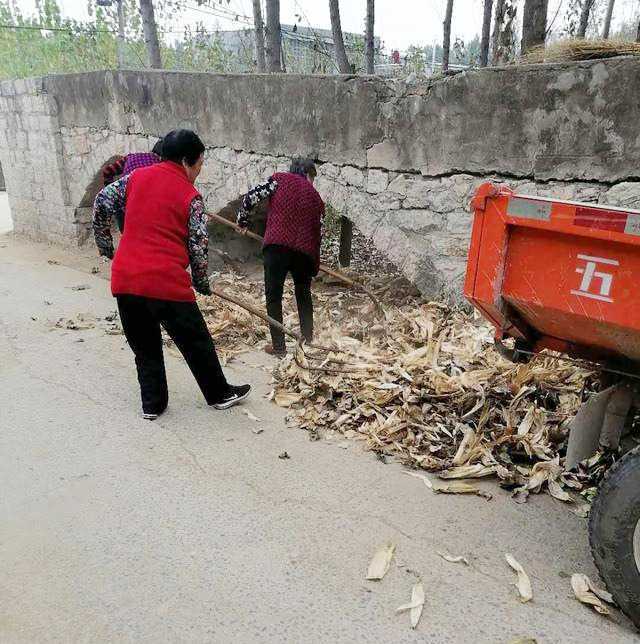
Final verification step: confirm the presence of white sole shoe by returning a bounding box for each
[211,385,251,410]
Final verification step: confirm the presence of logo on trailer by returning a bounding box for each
[571,254,619,303]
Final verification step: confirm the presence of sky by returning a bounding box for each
[18,0,640,53]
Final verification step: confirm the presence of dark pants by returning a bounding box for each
[263,245,314,351]
[116,295,229,414]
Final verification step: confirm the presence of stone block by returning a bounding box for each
[339,165,364,188]
[374,192,401,211]
[601,182,640,210]
[386,209,443,232]
[366,169,388,194]
[319,163,340,179]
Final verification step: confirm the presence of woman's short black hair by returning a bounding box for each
[151,138,163,156]
[161,129,205,167]
[289,157,317,179]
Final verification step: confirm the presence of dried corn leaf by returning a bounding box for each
[437,551,469,566]
[366,542,396,580]
[274,391,304,408]
[433,482,492,499]
[571,573,613,614]
[199,267,600,506]
[439,464,496,479]
[505,554,533,603]
[548,478,572,503]
[396,582,425,629]
[405,471,434,489]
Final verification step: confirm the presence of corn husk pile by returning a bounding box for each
[522,39,640,64]
[198,271,269,364]
[201,269,613,503]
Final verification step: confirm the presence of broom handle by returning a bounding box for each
[207,212,383,312]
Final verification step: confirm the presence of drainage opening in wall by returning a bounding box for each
[206,196,268,273]
[74,155,123,246]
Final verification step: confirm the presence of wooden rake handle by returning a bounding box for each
[207,212,384,315]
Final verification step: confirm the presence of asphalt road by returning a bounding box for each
[0,236,637,643]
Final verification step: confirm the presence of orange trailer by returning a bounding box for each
[465,182,640,627]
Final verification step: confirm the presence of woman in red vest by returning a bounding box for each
[236,158,324,357]
[93,129,251,419]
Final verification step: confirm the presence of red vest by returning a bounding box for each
[111,162,200,302]
[263,173,325,271]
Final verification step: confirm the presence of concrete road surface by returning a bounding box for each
[1,236,637,643]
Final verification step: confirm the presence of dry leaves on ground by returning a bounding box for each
[199,267,611,504]
[366,542,396,581]
[396,581,425,629]
[437,552,469,566]
[571,573,615,615]
[505,553,533,603]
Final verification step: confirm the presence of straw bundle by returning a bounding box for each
[521,38,640,64]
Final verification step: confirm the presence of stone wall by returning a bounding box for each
[2,59,640,297]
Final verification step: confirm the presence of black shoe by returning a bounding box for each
[211,384,251,410]
[264,343,286,358]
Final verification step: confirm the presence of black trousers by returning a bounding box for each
[263,245,314,351]
[116,295,229,414]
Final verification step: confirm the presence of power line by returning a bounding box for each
[0,23,113,34]
[179,1,253,26]
[0,22,243,38]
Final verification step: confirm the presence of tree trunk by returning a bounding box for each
[138,0,162,68]
[577,0,596,38]
[480,0,493,67]
[116,0,126,68]
[365,0,375,74]
[602,0,615,39]
[492,0,516,64]
[329,0,352,73]
[265,0,282,72]
[521,0,548,54]
[491,0,505,63]
[252,0,266,72]
[441,0,454,72]
[636,19,640,42]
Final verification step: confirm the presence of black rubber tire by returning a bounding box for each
[589,445,640,628]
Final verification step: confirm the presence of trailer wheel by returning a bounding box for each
[589,446,640,627]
